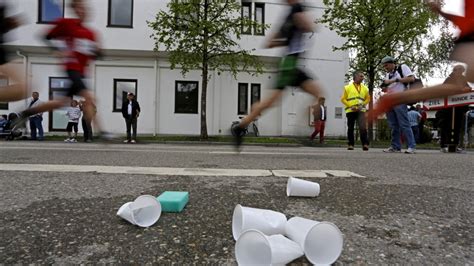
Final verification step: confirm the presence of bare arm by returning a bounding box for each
[293,12,315,33]
[264,31,286,48]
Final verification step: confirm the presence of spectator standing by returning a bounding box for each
[341,71,370,151]
[380,56,417,154]
[28,92,44,140]
[309,97,327,143]
[65,99,81,143]
[80,99,95,142]
[416,104,427,143]
[407,106,422,144]
[439,65,472,152]
[121,92,140,143]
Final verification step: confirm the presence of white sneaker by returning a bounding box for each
[64,138,71,143]
[383,147,401,153]
[405,148,416,154]
[440,147,448,153]
[71,138,77,143]
[131,139,136,143]
[123,139,130,143]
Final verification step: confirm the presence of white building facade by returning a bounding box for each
[1,0,350,137]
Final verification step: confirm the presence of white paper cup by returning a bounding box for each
[117,195,162,227]
[232,204,287,241]
[117,202,135,225]
[235,229,304,265]
[286,176,320,197]
[285,217,343,265]
[131,195,162,227]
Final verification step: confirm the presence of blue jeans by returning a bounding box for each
[411,126,420,144]
[386,105,416,150]
[29,116,44,140]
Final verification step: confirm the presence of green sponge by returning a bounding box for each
[157,191,189,212]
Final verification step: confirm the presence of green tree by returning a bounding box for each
[148,0,267,139]
[320,0,453,140]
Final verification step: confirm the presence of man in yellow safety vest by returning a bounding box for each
[341,71,370,151]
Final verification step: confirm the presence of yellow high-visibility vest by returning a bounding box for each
[342,82,370,113]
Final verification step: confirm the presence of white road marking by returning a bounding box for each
[1,145,336,156]
[272,170,329,178]
[0,163,365,178]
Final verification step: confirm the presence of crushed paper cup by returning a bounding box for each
[232,204,287,241]
[117,202,135,225]
[286,176,320,197]
[285,217,343,265]
[235,229,304,265]
[117,195,162,227]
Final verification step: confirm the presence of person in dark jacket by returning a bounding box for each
[121,92,140,143]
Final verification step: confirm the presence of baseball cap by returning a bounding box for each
[381,56,396,64]
[127,92,134,96]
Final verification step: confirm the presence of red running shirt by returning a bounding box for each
[46,18,98,75]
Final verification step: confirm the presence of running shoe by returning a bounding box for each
[383,147,401,153]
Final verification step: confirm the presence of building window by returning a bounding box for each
[251,83,261,106]
[113,79,137,112]
[238,83,261,115]
[241,2,252,35]
[108,0,134,28]
[0,76,8,110]
[254,3,265,35]
[238,83,249,115]
[38,0,64,24]
[241,2,265,35]
[49,77,71,131]
[175,81,199,114]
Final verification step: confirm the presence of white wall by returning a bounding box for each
[94,62,156,134]
[157,68,206,135]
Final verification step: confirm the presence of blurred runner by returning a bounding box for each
[369,0,474,120]
[12,0,111,139]
[232,0,324,150]
[0,0,27,101]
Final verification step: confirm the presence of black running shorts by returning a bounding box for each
[66,70,87,97]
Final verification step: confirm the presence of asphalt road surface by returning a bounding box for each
[0,141,472,264]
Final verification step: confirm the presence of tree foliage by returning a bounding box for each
[321,0,453,88]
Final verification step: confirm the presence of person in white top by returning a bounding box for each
[65,99,82,143]
[380,56,416,154]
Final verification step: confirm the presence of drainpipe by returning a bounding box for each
[16,50,28,99]
[16,50,29,135]
[154,58,159,136]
